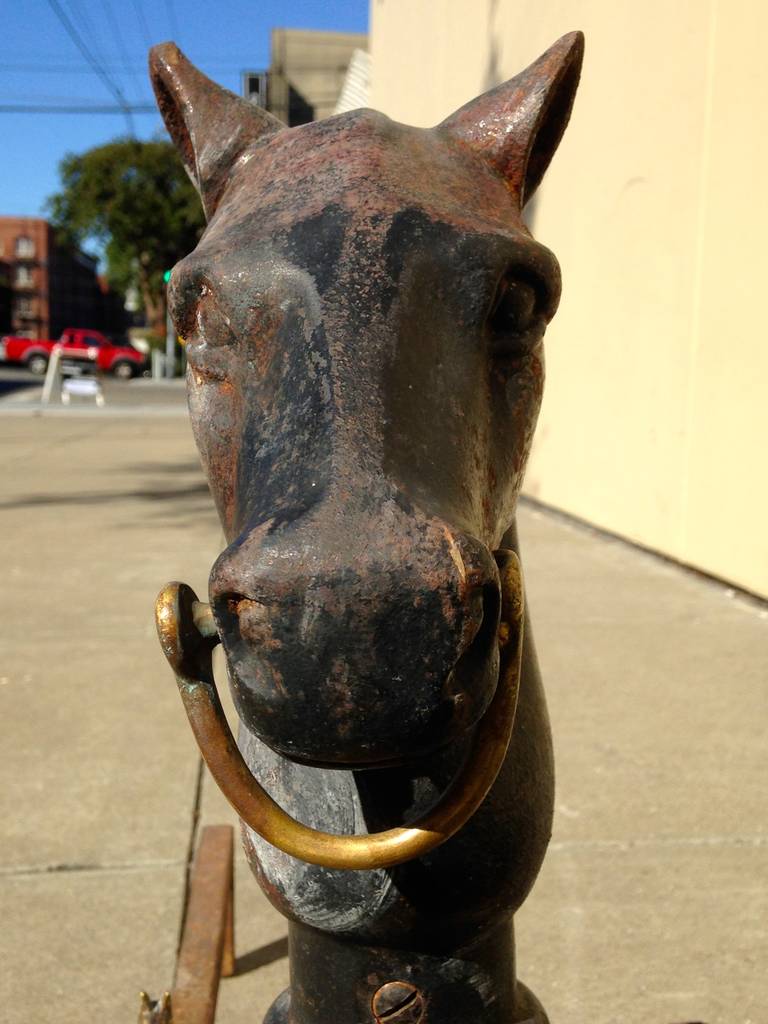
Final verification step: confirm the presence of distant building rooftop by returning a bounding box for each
[242,27,368,127]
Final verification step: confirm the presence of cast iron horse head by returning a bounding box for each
[153,32,582,1024]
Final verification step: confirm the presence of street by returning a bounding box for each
[0,362,189,410]
[0,365,40,399]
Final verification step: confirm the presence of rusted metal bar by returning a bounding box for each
[171,824,235,1024]
[221,868,235,981]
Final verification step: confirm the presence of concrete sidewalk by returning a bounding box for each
[0,411,765,1024]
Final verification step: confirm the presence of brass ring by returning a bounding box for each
[155,550,524,871]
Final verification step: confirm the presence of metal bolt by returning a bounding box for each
[372,981,424,1024]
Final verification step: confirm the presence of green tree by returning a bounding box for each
[47,139,204,334]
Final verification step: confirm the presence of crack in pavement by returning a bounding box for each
[0,858,185,878]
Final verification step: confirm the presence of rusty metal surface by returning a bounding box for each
[150,29,583,1024]
[137,826,234,1024]
[372,981,424,1024]
[149,34,581,769]
[171,825,234,1024]
[138,991,172,1024]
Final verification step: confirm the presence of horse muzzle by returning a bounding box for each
[154,549,524,871]
[205,524,503,767]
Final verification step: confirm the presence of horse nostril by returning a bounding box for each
[215,592,272,648]
[479,585,501,647]
[463,582,501,657]
[444,580,501,723]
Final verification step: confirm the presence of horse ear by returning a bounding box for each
[440,31,584,207]
[149,42,282,219]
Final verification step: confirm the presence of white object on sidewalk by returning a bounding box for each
[41,344,105,407]
[61,377,105,407]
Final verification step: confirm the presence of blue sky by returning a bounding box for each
[1,0,369,218]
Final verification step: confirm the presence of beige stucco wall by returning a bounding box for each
[369,0,768,597]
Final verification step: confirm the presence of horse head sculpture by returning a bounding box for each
[152,31,582,1024]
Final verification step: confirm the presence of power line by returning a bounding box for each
[131,0,153,49]
[45,0,136,134]
[103,0,144,99]
[62,0,129,106]
[67,0,108,63]
[0,54,273,67]
[0,103,158,114]
[0,61,251,74]
[0,91,151,103]
[0,61,356,78]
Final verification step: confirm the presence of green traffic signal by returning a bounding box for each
[163,269,172,283]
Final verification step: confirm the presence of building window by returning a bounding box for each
[15,236,35,258]
[15,265,34,287]
[15,297,33,317]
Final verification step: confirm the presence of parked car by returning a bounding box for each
[0,328,148,379]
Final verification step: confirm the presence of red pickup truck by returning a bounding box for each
[0,327,147,379]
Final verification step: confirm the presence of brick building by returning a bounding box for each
[0,259,11,335]
[0,216,127,340]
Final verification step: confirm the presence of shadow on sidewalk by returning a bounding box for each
[0,481,210,510]
[234,937,289,977]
